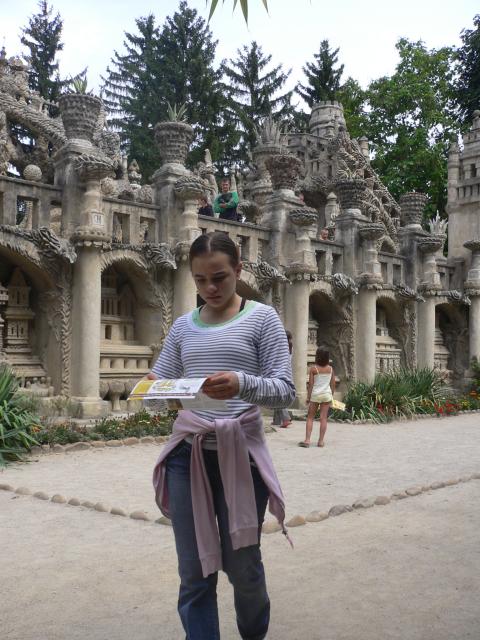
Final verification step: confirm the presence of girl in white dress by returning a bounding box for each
[299,347,335,448]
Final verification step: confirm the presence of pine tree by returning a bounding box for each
[296,40,344,107]
[456,14,480,123]
[156,1,235,168]
[20,0,65,104]
[101,15,164,179]
[221,41,293,162]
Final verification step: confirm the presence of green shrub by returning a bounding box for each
[35,409,175,445]
[0,365,40,467]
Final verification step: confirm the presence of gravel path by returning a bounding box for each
[1,414,478,520]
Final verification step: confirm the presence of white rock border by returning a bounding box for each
[28,435,170,456]
[1,473,478,532]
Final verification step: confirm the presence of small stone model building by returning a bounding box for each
[0,49,479,415]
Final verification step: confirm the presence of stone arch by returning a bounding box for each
[309,290,351,389]
[99,259,168,411]
[375,295,405,372]
[434,301,469,382]
[0,250,58,393]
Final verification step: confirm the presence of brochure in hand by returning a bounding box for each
[129,377,227,410]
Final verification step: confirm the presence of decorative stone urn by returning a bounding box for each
[154,121,194,166]
[265,153,302,191]
[58,93,102,142]
[358,222,385,242]
[174,175,206,202]
[399,192,428,228]
[252,142,284,179]
[288,207,318,228]
[333,177,367,212]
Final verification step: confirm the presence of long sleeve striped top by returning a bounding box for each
[151,301,296,422]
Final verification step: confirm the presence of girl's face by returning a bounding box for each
[191,251,241,310]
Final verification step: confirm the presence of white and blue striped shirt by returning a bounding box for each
[151,301,296,422]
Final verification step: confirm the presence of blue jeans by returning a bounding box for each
[166,441,270,640]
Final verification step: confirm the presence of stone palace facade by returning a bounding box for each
[1,51,479,416]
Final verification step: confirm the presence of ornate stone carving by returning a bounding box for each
[445,290,471,306]
[142,243,177,270]
[333,177,367,211]
[331,273,359,296]
[74,153,115,181]
[174,175,207,200]
[265,153,302,191]
[417,236,444,254]
[58,93,103,142]
[288,207,318,227]
[23,164,42,182]
[399,192,427,227]
[242,260,289,294]
[359,223,385,242]
[395,284,424,302]
[154,121,194,166]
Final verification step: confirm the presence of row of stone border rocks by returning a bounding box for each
[0,482,172,526]
[262,472,480,533]
[29,435,170,456]
[1,473,478,532]
[327,408,480,425]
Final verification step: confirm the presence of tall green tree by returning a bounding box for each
[20,0,64,104]
[101,15,163,178]
[156,1,235,168]
[296,40,344,106]
[221,41,293,162]
[456,14,480,123]
[364,38,458,218]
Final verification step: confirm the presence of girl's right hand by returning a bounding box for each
[146,372,158,380]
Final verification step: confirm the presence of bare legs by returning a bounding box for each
[300,402,329,447]
[318,402,329,447]
[301,402,318,445]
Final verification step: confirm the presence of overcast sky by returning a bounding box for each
[2,0,478,95]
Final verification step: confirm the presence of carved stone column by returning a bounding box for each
[172,176,205,319]
[0,283,8,359]
[359,223,385,283]
[355,286,377,382]
[464,240,480,364]
[284,267,313,406]
[288,207,318,268]
[70,228,110,417]
[417,296,436,369]
[418,236,444,288]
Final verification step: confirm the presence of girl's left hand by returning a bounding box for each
[202,371,239,399]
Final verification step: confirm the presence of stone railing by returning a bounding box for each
[198,215,272,263]
[378,251,407,286]
[0,175,62,229]
[311,238,344,277]
[102,197,160,245]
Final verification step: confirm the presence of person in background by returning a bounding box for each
[272,330,293,428]
[198,196,213,217]
[299,346,335,448]
[320,227,329,241]
[213,178,239,221]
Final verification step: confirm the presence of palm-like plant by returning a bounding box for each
[166,101,188,123]
[0,365,40,467]
[207,0,268,23]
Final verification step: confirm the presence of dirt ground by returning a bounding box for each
[1,414,479,639]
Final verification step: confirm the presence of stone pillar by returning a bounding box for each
[355,287,377,382]
[464,240,480,364]
[70,232,109,417]
[359,223,385,284]
[284,271,311,406]
[418,237,444,288]
[172,176,205,319]
[417,296,436,369]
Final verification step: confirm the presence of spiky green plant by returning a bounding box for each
[166,101,188,123]
[0,365,40,467]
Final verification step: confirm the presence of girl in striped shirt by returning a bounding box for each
[150,232,295,640]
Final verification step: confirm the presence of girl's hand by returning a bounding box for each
[202,372,239,399]
[146,372,158,380]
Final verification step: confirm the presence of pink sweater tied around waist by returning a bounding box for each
[153,405,292,578]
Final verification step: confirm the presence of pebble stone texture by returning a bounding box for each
[1,414,479,526]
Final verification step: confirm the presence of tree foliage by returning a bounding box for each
[363,38,459,217]
[221,41,293,162]
[456,14,480,123]
[297,40,344,107]
[20,0,65,105]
